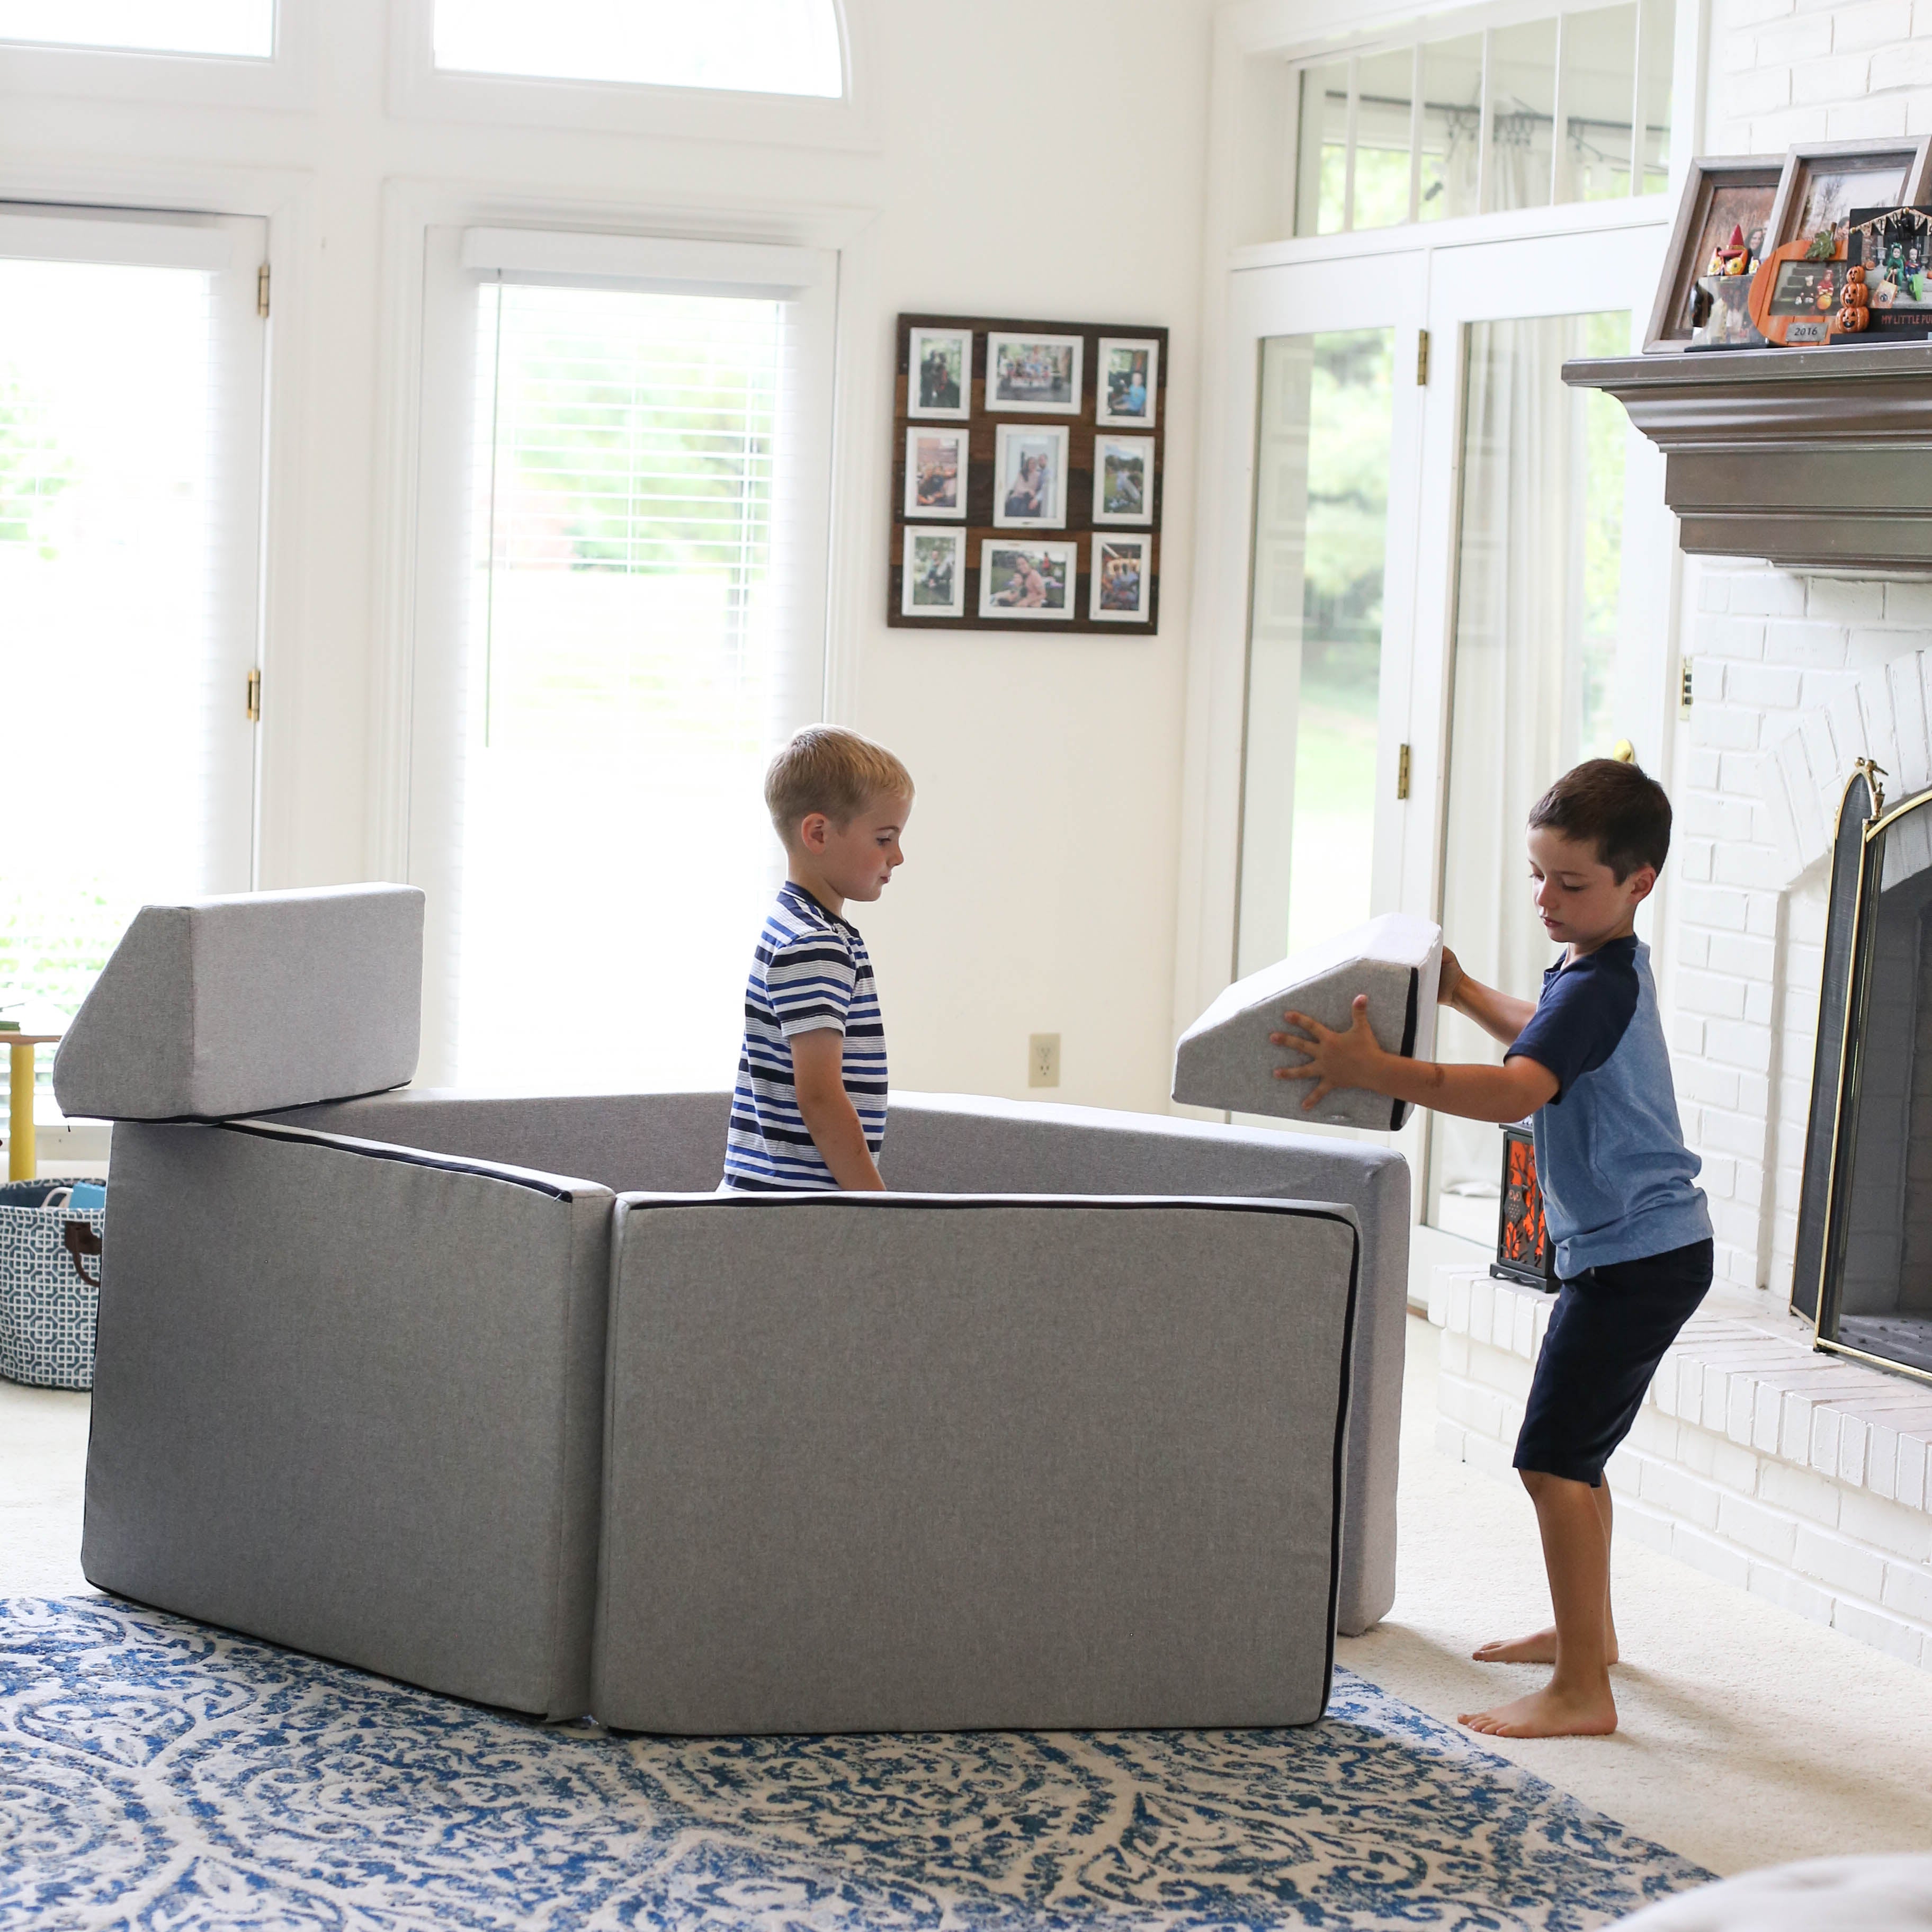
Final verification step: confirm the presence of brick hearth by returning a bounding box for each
[1430,1265,1932,1668]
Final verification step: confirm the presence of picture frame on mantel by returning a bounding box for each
[1767,136,1932,258]
[1646,155,1785,352]
[888,311,1167,634]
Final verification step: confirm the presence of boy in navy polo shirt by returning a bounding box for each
[1270,758,1711,1739]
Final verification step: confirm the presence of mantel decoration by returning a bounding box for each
[890,312,1166,634]
[1652,138,1932,355]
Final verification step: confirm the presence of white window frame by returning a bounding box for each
[0,201,270,892]
[387,0,877,152]
[0,0,315,109]
[1175,0,1708,1271]
[399,220,840,1080]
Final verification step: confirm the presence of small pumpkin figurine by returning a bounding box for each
[1844,264,1871,308]
[1839,302,1872,332]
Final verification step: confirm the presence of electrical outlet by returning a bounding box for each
[1028,1033,1060,1088]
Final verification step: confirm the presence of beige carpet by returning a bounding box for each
[6,1319,1930,1881]
[1343,1315,1932,1876]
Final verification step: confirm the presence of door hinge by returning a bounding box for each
[1415,328,1430,386]
[246,667,262,722]
[1679,659,1694,719]
[256,262,271,318]
[1396,741,1411,800]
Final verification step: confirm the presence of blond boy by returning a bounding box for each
[722,727,914,1192]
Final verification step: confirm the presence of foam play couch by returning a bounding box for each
[56,885,1411,1733]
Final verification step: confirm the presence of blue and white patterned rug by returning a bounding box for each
[1,1596,1710,1930]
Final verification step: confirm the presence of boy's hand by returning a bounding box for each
[1438,946,1466,1008]
[1269,994,1392,1109]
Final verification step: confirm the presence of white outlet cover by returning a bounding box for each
[1171,912,1443,1131]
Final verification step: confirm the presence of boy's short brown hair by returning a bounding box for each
[765,726,914,842]
[1528,757,1672,882]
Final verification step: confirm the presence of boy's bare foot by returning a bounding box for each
[1472,1624,1618,1666]
[1458,1684,1618,1738]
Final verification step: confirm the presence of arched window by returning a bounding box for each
[0,0,272,58]
[433,0,843,99]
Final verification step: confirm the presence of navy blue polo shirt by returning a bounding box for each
[1505,936,1712,1277]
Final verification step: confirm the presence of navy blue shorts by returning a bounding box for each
[1513,1238,1714,1487]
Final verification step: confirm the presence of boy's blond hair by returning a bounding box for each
[765,726,913,843]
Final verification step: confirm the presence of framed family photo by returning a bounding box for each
[1095,337,1158,427]
[1090,535,1150,620]
[903,426,967,520]
[1647,155,1784,350]
[987,332,1083,413]
[1768,136,1932,256]
[979,540,1075,620]
[907,326,971,420]
[1092,434,1153,525]
[992,422,1068,527]
[888,312,1166,633]
[901,527,965,618]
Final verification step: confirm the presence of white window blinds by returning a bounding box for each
[0,209,264,1094]
[409,231,835,1090]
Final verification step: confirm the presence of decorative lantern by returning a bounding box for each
[1492,1125,1558,1291]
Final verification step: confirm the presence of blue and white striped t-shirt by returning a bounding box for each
[722,882,887,1190]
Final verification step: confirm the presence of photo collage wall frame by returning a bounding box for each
[890,312,1166,633]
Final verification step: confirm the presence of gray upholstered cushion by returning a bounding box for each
[1173,913,1443,1129]
[1613,1856,1932,1928]
[593,1191,1358,1736]
[52,884,424,1121]
[293,1086,1410,1640]
[83,1117,610,1718]
[883,1092,1409,1638]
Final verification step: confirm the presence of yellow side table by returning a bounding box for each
[3,1033,62,1183]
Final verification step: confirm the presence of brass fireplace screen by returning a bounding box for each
[1795,758,1932,1383]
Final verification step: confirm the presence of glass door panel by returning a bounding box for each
[0,211,264,1103]
[1426,307,1636,1241]
[1237,329,1396,974]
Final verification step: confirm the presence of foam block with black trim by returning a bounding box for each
[1173,913,1444,1130]
[52,884,424,1121]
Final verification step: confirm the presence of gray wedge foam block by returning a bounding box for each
[1173,914,1443,1131]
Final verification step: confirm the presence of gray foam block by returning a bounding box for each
[1173,913,1443,1130]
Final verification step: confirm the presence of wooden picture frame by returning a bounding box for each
[1645,155,1784,352]
[888,312,1166,634]
[1767,137,1932,257]
[1747,236,1845,347]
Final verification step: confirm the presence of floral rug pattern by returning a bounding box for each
[0,1596,1710,1929]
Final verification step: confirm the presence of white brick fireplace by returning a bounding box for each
[1674,3,1932,1312]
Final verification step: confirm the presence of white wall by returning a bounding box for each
[1667,0,1932,1301]
[0,0,1217,1115]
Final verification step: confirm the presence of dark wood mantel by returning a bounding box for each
[1563,342,1932,573]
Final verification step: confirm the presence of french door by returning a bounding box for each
[1228,252,1429,985]
[1221,217,1672,1270]
[1412,225,1673,1257]
[0,205,265,1066]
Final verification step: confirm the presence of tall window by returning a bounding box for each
[1237,329,1396,977]
[0,1,273,57]
[1295,0,1673,235]
[432,0,843,97]
[0,211,265,1099]
[409,235,835,1091]
[1428,309,1632,1240]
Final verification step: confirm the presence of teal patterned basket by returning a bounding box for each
[0,1177,105,1391]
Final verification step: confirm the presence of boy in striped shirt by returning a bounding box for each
[722,727,914,1191]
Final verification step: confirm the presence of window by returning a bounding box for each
[1237,329,1396,976]
[408,231,835,1090]
[432,0,843,97]
[0,0,272,57]
[1293,0,1672,236]
[0,209,266,1102]
[1427,309,1632,1241]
